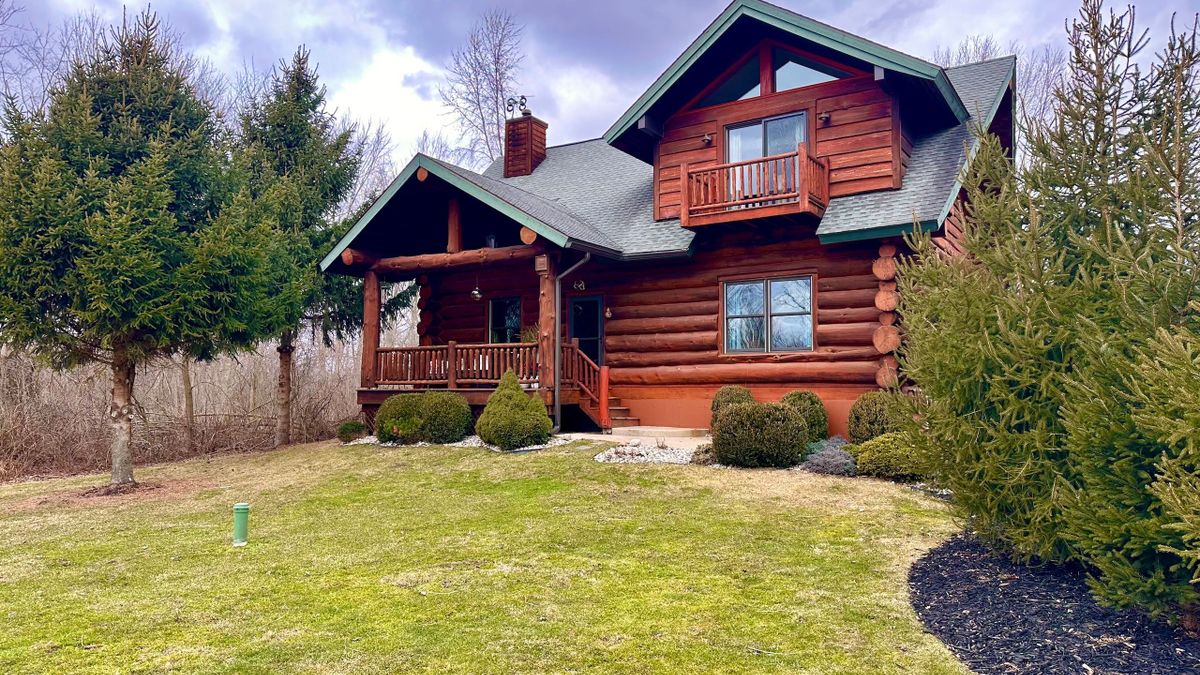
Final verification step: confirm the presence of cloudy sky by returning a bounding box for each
[21,0,1187,163]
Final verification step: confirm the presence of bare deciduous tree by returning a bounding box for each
[438,10,524,168]
[412,128,465,164]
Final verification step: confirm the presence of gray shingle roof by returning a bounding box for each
[817,55,1015,239]
[356,55,1013,260]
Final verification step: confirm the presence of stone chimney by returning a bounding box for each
[503,110,548,178]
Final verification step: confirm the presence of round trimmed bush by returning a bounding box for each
[418,391,472,443]
[847,390,906,443]
[337,420,367,443]
[849,432,924,481]
[375,394,425,444]
[781,390,829,440]
[710,385,755,427]
[712,402,808,468]
[475,370,553,451]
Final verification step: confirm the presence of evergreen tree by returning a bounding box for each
[237,48,363,447]
[0,11,277,487]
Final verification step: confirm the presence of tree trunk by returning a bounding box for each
[181,356,195,452]
[109,350,136,486]
[275,330,294,447]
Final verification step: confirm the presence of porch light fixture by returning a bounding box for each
[702,132,713,145]
[485,233,497,248]
[471,273,482,301]
[604,306,612,319]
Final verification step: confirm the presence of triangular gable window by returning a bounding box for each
[695,55,761,108]
[773,47,851,91]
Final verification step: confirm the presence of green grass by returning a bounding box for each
[0,440,965,674]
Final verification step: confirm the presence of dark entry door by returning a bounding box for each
[568,296,604,365]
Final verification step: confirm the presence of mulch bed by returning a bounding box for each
[909,533,1200,674]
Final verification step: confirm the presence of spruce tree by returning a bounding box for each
[237,48,362,447]
[0,11,276,487]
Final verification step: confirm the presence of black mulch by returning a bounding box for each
[909,533,1200,674]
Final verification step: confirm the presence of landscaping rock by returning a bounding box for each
[594,444,694,465]
[909,533,1200,674]
[346,434,570,453]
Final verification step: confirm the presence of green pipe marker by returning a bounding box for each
[232,502,250,547]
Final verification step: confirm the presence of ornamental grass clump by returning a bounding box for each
[475,370,553,451]
[847,391,905,443]
[712,402,808,468]
[710,385,754,427]
[781,390,829,440]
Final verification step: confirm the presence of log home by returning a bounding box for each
[321,0,1015,437]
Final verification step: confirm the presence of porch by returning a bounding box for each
[356,340,625,430]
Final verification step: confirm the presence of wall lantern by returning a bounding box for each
[485,233,497,248]
[604,307,612,319]
[471,273,482,301]
[702,132,713,145]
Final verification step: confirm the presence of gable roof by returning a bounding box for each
[605,0,968,154]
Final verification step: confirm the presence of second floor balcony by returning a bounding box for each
[680,145,830,228]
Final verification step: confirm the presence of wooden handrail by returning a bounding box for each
[683,145,829,223]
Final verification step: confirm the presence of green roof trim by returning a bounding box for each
[817,220,937,245]
[319,154,572,272]
[603,0,967,145]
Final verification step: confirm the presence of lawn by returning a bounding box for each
[0,439,965,674]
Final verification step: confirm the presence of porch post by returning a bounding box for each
[446,197,461,253]
[535,253,557,391]
[360,270,381,388]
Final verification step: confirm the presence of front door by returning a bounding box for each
[568,296,604,365]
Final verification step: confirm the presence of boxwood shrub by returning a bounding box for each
[847,390,906,443]
[375,394,425,444]
[336,420,367,443]
[849,432,924,481]
[475,370,553,451]
[781,390,829,440]
[710,385,754,427]
[418,391,473,443]
[712,401,808,468]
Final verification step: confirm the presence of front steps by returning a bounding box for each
[580,395,640,430]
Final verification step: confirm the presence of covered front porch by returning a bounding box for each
[323,156,625,431]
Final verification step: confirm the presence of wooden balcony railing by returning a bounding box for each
[681,145,829,227]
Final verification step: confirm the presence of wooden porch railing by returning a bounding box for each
[682,145,829,226]
[376,342,539,386]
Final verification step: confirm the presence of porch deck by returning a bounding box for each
[357,341,622,429]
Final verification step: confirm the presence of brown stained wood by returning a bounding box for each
[446,198,461,254]
[875,289,899,312]
[611,300,718,320]
[416,166,429,182]
[605,346,880,368]
[873,324,901,354]
[609,361,879,386]
[879,311,897,326]
[816,321,879,346]
[879,243,898,257]
[537,253,557,390]
[360,271,381,387]
[341,248,378,268]
[519,227,538,245]
[876,356,899,388]
[818,306,882,324]
[872,256,898,280]
[819,288,877,309]
[607,331,717,352]
[371,245,540,274]
[605,315,716,335]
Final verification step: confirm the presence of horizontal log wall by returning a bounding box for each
[416,262,540,345]
[655,75,903,220]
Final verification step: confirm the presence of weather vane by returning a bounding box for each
[505,95,529,117]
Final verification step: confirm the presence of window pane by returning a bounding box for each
[765,113,806,156]
[726,317,765,351]
[725,281,764,316]
[771,315,813,351]
[726,122,764,163]
[697,56,761,108]
[773,47,850,92]
[490,297,521,343]
[770,277,811,314]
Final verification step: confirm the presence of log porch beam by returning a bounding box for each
[365,244,543,275]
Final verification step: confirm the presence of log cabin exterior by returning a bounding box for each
[321,0,1015,437]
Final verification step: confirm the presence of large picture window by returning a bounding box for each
[488,297,522,343]
[723,276,813,352]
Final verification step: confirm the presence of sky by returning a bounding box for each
[21,0,1189,164]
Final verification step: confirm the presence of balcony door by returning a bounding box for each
[725,112,806,200]
[568,296,604,365]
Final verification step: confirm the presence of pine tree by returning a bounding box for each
[237,48,363,448]
[0,11,276,487]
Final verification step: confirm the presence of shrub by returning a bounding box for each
[712,402,808,468]
[781,390,828,440]
[336,420,367,443]
[710,385,754,428]
[847,391,905,443]
[850,432,924,481]
[418,391,472,444]
[801,447,856,476]
[475,370,553,451]
[806,435,848,457]
[375,395,426,444]
[691,443,716,466]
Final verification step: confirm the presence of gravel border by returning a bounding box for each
[594,440,695,465]
[344,434,571,453]
[909,533,1200,674]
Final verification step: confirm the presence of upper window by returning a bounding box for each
[773,47,851,92]
[727,112,807,163]
[695,55,761,109]
[724,276,813,353]
[488,297,522,343]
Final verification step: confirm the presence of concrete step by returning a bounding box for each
[609,425,708,438]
